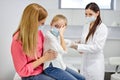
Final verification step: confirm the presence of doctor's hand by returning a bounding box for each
[70,43,78,50]
[79,52,84,54]
[74,40,81,44]
[43,49,57,62]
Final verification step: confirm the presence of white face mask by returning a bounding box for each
[38,25,44,31]
[50,27,59,37]
[85,16,96,23]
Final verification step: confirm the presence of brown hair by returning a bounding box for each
[13,3,48,56]
[85,2,102,42]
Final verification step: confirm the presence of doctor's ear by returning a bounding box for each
[96,11,100,16]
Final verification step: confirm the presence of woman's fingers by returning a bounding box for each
[79,52,84,54]
[48,49,57,53]
[48,49,58,58]
[70,42,78,50]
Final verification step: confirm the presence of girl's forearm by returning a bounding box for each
[60,35,67,51]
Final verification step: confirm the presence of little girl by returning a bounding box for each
[43,14,85,80]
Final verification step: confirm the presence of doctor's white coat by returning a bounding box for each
[78,23,108,80]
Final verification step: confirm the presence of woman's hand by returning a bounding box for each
[79,52,84,54]
[74,40,81,44]
[32,49,57,69]
[43,49,57,62]
[70,43,78,50]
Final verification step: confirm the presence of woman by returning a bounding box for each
[71,2,108,80]
[11,3,57,80]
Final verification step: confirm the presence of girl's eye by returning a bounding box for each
[55,25,59,28]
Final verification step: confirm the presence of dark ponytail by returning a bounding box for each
[85,2,102,42]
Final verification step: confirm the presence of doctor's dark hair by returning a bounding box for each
[85,2,102,42]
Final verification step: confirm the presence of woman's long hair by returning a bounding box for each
[85,2,102,42]
[13,3,48,56]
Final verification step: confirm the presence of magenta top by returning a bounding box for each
[11,31,44,77]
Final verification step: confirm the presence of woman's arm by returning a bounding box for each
[32,50,57,69]
[11,40,57,77]
[77,25,108,53]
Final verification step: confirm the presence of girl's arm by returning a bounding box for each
[59,26,67,51]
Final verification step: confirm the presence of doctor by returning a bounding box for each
[71,2,108,80]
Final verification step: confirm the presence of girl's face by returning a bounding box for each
[51,19,66,29]
[85,9,99,18]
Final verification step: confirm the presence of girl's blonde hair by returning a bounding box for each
[51,14,67,26]
[13,3,48,56]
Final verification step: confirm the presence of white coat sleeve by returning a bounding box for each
[77,25,108,54]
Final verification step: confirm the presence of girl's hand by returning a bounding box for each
[59,25,66,36]
[43,49,57,62]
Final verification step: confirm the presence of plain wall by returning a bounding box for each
[0,0,120,80]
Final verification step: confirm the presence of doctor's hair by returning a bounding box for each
[13,3,48,56]
[50,14,67,26]
[85,2,102,42]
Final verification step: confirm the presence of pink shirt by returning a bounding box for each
[11,31,44,77]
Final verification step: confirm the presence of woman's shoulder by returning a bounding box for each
[95,23,108,36]
[13,31,19,40]
[38,30,44,35]
[12,32,22,45]
[98,23,108,31]
[100,23,107,28]
[38,30,44,37]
